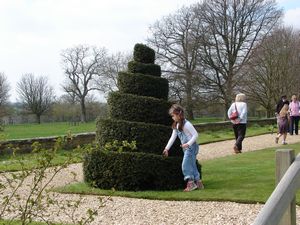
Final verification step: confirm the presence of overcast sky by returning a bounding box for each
[1,0,300,103]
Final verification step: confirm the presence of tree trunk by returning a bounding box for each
[223,100,231,121]
[36,114,41,124]
[80,98,87,122]
[186,72,194,120]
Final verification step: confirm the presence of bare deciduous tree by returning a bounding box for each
[61,45,107,122]
[241,27,300,117]
[94,51,132,95]
[0,72,10,107]
[147,5,202,119]
[17,74,55,124]
[196,0,283,118]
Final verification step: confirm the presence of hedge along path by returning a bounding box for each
[1,133,300,224]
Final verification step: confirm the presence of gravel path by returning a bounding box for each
[1,133,300,224]
[198,132,300,161]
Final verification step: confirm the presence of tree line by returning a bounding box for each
[147,0,298,119]
[0,49,129,124]
[1,0,299,123]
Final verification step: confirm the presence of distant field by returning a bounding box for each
[1,122,96,140]
[2,119,225,140]
[0,117,270,141]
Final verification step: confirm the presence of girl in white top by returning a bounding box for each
[163,104,204,192]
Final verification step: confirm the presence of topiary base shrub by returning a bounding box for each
[83,150,202,191]
[96,118,183,157]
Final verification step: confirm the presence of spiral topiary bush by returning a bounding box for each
[83,43,199,191]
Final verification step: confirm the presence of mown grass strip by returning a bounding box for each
[2,122,96,140]
[54,144,300,205]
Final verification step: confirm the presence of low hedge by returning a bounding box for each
[83,150,201,191]
[133,43,155,64]
[96,118,182,156]
[118,72,169,100]
[128,61,161,77]
[107,92,172,126]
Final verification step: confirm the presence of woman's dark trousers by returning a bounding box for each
[233,124,247,151]
[290,116,300,135]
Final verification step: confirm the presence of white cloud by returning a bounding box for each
[0,0,298,102]
[283,7,300,29]
[0,0,200,102]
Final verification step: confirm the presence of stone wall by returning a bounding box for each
[0,132,96,155]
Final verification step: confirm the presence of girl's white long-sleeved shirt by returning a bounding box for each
[165,120,198,150]
[227,102,247,124]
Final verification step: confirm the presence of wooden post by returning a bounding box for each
[276,149,296,225]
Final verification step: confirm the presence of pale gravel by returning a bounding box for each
[1,133,300,224]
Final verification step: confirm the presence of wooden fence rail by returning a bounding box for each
[253,150,300,225]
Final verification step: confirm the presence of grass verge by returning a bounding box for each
[54,143,300,205]
[198,124,275,144]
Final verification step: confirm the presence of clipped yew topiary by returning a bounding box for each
[118,72,169,100]
[95,119,181,156]
[107,92,172,125]
[84,43,199,191]
[128,61,161,77]
[133,43,155,64]
[83,150,186,191]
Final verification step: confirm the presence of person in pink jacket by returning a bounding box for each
[289,95,300,135]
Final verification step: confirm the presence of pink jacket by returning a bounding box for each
[289,101,300,116]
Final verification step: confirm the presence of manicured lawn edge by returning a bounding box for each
[53,145,300,205]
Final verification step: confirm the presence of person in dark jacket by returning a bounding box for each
[276,95,289,114]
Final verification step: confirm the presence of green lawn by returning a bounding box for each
[1,122,96,140]
[190,117,223,123]
[198,124,274,144]
[54,143,300,205]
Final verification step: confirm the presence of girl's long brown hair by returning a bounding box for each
[169,104,185,131]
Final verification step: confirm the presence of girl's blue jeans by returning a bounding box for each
[182,144,200,181]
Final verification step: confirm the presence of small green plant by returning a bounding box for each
[251,123,261,128]
[102,140,137,153]
[0,136,104,225]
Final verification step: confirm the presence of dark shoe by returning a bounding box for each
[275,137,279,144]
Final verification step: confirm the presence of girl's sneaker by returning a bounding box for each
[195,180,204,190]
[183,181,197,192]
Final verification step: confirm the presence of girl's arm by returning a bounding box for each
[164,129,177,150]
